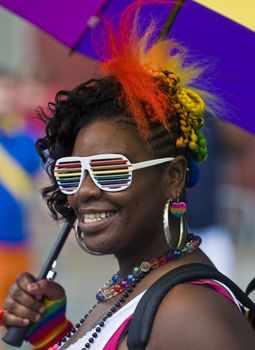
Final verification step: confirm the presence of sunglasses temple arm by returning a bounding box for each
[133,157,174,170]
[1,216,76,347]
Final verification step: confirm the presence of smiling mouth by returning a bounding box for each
[81,211,115,224]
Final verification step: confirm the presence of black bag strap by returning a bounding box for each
[246,278,255,296]
[127,263,255,350]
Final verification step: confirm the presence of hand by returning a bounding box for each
[2,272,65,327]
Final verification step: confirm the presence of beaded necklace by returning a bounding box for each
[96,233,201,302]
[52,233,201,350]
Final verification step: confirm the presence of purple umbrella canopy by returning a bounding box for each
[1,0,255,134]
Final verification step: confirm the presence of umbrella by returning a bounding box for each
[1,0,255,135]
[1,1,255,346]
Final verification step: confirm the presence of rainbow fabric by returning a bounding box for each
[25,297,73,350]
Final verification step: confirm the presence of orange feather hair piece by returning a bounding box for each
[98,1,205,138]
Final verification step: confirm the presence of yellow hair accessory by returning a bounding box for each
[176,88,205,116]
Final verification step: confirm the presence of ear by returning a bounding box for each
[163,156,187,199]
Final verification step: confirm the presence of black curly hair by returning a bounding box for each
[36,76,183,222]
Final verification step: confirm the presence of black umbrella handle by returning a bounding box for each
[157,0,186,41]
[1,218,75,347]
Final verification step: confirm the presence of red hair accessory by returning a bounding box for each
[96,0,211,161]
[98,1,176,137]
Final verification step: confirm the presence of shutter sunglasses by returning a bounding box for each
[54,154,174,195]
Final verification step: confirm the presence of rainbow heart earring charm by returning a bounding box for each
[169,197,187,218]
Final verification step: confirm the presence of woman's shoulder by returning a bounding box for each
[146,281,255,350]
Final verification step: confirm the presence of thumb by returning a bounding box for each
[27,279,65,301]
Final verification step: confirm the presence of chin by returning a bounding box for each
[83,235,120,255]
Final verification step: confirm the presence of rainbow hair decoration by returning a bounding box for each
[97,0,211,164]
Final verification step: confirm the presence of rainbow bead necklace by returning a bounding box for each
[96,233,201,302]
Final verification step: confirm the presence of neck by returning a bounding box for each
[115,219,182,278]
[95,233,201,303]
[115,232,169,278]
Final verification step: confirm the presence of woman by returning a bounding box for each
[1,3,255,349]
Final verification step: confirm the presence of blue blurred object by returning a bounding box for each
[187,116,222,228]
[0,131,40,243]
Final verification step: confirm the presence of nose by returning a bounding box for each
[75,170,102,201]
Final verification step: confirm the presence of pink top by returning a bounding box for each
[103,279,240,349]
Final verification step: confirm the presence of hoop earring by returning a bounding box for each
[74,220,102,256]
[163,198,187,250]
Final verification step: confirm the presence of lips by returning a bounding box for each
[78,210,116,234]
[81,211,115,224]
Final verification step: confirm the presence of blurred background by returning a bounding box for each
[0,2,255,349]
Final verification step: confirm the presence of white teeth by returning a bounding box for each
[82,212,114,224]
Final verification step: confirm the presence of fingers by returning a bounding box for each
[3,273,44,324]
[1,310,30,327]
[15,271,65,300]
[8,282,43,312]
[16,272,36,292]
[3,296,44,324]
[2,272,66,328]
[26,279,65,300]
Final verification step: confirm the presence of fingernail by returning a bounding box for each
[39,307,45,314]
[28,283,38,291]
[34,314,41,322]
[23,319,30,325]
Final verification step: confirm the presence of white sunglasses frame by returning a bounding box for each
[54,153,174,194]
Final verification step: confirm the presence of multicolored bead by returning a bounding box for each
[95,234,201,302]
[149,258,160,269]
[140,261,151,272]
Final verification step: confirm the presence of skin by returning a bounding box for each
[2,119,255,349]
[68,120,186,274]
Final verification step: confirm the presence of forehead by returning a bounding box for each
[72,119,152,161]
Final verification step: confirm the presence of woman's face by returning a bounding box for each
[68,119,176,256]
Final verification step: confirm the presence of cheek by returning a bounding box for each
[67,196,77,213]
[122,173,166,222]
[133,170,166,200]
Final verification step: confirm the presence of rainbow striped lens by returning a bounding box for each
[54,155,133,194]
[90,157,132,190]
[54,159,83,194]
